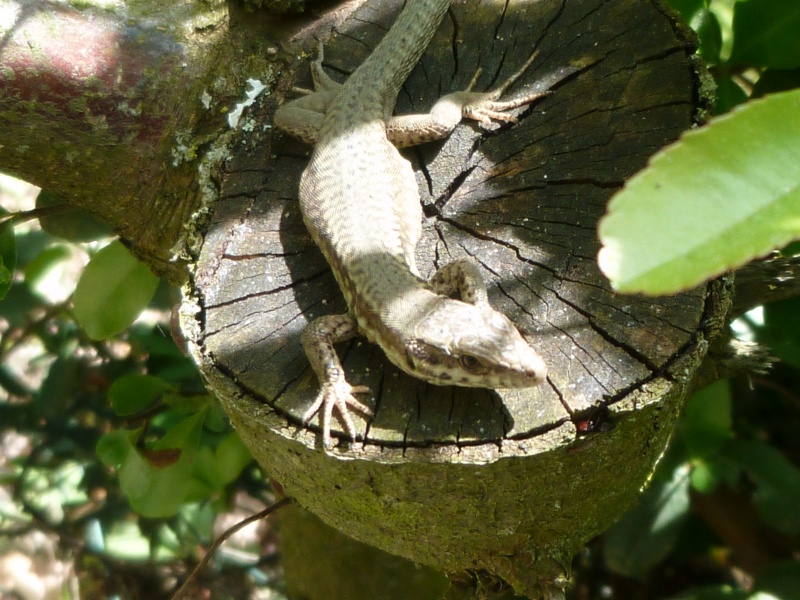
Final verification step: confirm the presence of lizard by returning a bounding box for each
[274,0,549,448]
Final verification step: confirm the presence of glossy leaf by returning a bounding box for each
[729,0,800,69]
[73,240,159,339]
[598,89,800,295]
[693,7,722,64]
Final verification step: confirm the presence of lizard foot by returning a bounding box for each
[463,50,549,126]
[463,91,550,126]
[303,379,373,448]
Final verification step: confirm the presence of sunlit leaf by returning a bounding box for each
[73,240,159,339]
[598,89,800,295]
[23,244,74,300]
[213,432,252,487]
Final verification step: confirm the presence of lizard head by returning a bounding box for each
[405,299,547,389]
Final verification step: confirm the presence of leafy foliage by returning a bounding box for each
[598,90,800,294]
[72,240,160,339]
[599,0,800,295]
[0,188,268,597]
[576,4,800,597]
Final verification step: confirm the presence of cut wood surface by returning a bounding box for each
[194,0,709,449]
[185,0,722,594]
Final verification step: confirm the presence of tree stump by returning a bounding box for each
[183,0,720,596]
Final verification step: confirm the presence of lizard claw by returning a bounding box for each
[303,379,373,448]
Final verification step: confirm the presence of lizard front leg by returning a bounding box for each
[386,51,550,147]
[301,313,373,448]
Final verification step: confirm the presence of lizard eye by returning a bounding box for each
[459,355,483,372]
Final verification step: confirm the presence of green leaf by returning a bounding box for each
[119,446,153,501]
[598,89,800,295]
[0,222,16,301]
[212,432,252,487]
[693,7,723,65]
[162,392,210,414]
[116,411,212,518]
[108,374,171,416]
[723,439,800,535]
[36,190,112,242]
[153,407,207,452]
[729,0,800,70]
[680,380,732,459]
[73,240,159,339]
[103,521,151,561]
[604,464,691,578]
[96,430,136,466]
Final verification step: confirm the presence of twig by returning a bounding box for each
[171,496,295,599]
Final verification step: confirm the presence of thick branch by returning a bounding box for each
[732,252,800,317]
[0,0,239,278]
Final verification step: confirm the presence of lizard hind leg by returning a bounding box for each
[273,41,343,145]
[308,40,342,94]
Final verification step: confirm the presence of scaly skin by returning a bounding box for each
[274,0,548,448]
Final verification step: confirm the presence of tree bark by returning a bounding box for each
[0,0,272,279]
[184,0,720,597]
